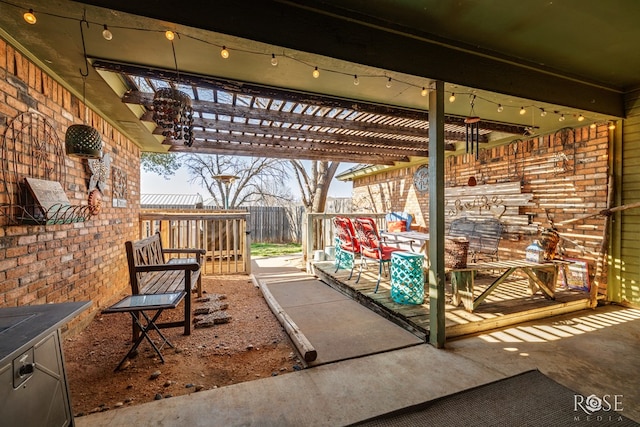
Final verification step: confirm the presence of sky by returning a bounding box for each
[141,162,356,200]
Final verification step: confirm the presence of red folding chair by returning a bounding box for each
[353,217,403,292]
[333,216,361,280]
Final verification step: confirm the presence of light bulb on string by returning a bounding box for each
[540,108,547,117]
[519,107,526,115]
[220,46,230,59]
[165,30,175,41]
[608,122,616,130]
[449,93,456,102]
[559,114,565,122]
[23,9,36,24]
[590,123,597,129]
[386,78,392,89]
[270,54,278,66]
[421,87,428,97]
[353,75,359,86]
[497,104,504,113]
[102,25,113,40]
[312,67,320,78]
[578,114,585,122]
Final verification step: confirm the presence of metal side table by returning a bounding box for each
[102,292,185,371]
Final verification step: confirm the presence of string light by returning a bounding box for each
[590,123,597,129]
[608,122,616,130]
[102,24,113,41]
[23,8,36,24]
[14,3,610,115]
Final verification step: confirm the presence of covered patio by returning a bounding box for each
[1,1,640,425]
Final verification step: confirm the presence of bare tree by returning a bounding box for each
[290,160,340,262]
[290,160,339,213]
[184,154,292,208]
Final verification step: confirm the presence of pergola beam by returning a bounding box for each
[167,143,401,165]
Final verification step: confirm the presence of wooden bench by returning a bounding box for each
[448,217,503,263]
[449,260,560,312]
[125,232,206,336]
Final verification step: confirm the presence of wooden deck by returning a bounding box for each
[313,260,592,341]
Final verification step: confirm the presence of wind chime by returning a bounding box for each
[152,33,194,147]
[464,95,481,160]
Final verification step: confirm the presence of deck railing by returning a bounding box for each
[305,212,387,270]
[139,210,251,275]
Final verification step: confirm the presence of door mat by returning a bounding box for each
[349,369,637,426]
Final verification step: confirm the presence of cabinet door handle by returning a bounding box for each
[19,363,35,377]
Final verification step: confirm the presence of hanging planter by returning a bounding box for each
[65,124,103,159]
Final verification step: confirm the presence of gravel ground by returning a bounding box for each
[63,274,300,418]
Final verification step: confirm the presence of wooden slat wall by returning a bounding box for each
[444,182,535,232]
[612,89,640,305]
[352,124,611,296]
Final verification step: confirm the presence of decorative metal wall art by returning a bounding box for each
[88,153,111,194]
[0,112,92,224]
[111,166,128,208]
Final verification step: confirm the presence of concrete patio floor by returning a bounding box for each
[75,257,640,426]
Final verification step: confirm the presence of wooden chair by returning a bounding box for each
[332,216,361,280]
[353,217,403,292]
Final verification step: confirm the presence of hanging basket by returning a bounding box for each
[65,124,103,159]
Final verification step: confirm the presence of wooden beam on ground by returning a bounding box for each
[255,278,317,363]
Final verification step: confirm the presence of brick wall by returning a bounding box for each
[352,125,611,295]
[0,38,140,333]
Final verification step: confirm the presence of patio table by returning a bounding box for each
[102,291,186,371]
[381,231,430,255]
[449,260,560,312]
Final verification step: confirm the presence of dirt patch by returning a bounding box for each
[63,275,300,417]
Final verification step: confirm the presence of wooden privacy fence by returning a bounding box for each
[139,210,251,275]
[246,205,303,243]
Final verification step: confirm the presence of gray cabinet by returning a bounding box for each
[0,302,91,427]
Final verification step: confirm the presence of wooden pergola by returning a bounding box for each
[95,60,526,165]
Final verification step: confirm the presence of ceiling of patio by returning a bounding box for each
[0,1,637,165]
